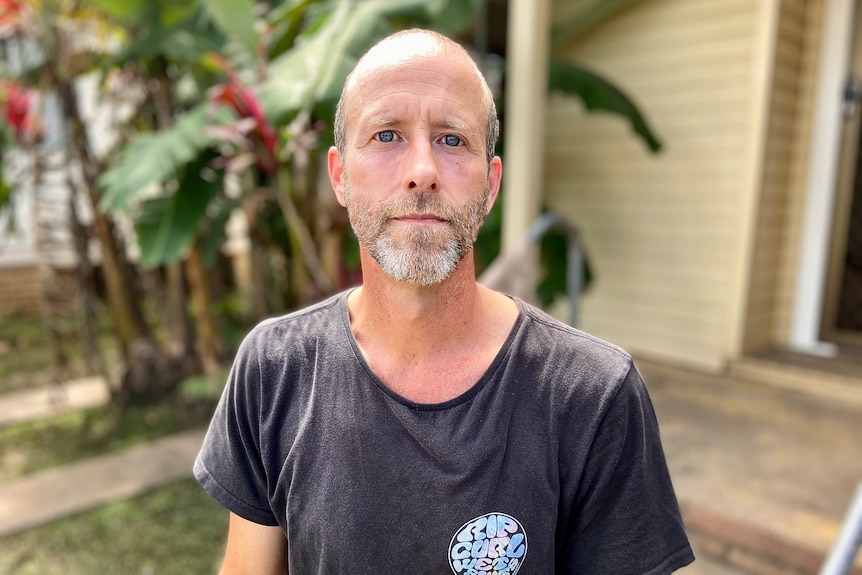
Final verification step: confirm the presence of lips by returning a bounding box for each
[392,213,448,223]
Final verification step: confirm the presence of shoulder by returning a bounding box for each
[231,291,351,380]
[505,298,644,422]
[514,299,634,379]
[242,291,348,349]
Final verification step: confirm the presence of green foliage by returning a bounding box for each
[264,0,317,59]
[104,9,226,67]
[178,366,231,401]
[551,0,646,50]
[428,0,486,36]
[537,57,660,310]
[202,0,260,63]
[474,194,502,276]
[536,230,593,308]
[97,106,231,213]
[548,59,661,152]
[0,312,119,395]
[257,0,483,125]
[86,0,200,28]
[0,167,11,215]
[256,2,396,124]
[133,153,224,267]
[0,123,14,218]
[0,315,51,392]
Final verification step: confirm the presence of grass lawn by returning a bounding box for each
[0,313,119,395]
[0,398,216,482]
[0,479,229,575]
[0,314,230,573]
[0,315,56,394]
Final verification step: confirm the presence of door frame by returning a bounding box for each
[822,0,862,346]
[789,0,856,356]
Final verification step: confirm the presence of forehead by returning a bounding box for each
[346,51,486,132]
[350,33,445,76]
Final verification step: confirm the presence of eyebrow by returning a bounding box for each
[363,116,475,134]
[432,118,472,133]
[367,117,402,129]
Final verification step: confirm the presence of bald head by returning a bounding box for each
[333,29,499,163]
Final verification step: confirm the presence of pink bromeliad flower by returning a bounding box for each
[1,81,37,144]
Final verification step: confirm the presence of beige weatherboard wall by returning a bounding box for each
[500,0,828,372]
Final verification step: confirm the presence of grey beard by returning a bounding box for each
[344,182,488,286]
[371,225,466,286]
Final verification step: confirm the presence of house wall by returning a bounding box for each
[545,0,765,370]
[0,184,40,318]
[0,264,41,317]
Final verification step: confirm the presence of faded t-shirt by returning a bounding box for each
[194,291,694,574]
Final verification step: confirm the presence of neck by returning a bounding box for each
[349,251,482,358]
[347,249,520,403]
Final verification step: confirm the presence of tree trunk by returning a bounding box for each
[56,80,143,354]
[184,241,224,375]
[150,57,199,372]
[66,163,102,375]
[272,169,333,302]
[54,65,180,403]
[242,191,272,320]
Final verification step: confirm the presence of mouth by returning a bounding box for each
[392,213,448,224]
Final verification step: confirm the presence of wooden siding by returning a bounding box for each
[0,264,41,318]
[546,0,759,370]
[743,0,822,353]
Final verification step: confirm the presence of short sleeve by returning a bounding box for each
[560,363,695,574]
[193,335,280,527]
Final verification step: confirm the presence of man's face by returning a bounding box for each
[329,48,502,286]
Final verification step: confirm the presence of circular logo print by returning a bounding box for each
[448,512,527,574]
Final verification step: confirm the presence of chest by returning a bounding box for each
[372,360,491,403]
[273,377,561,574]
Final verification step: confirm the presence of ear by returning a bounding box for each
[484,156,503,214]
[328,146,347,207]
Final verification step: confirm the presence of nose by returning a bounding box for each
[402,139,438,192]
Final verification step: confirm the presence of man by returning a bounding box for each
[195,28,695,575]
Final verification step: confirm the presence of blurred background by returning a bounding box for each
[0,0,861,573]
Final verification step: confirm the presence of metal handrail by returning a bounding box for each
[820,483,862,575]
[479,211,583,327]
[524,211,583,327]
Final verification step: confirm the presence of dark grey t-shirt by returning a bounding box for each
[194,291,694,574]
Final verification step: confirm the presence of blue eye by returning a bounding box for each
[442,135,462,147]
[376,130,395,143]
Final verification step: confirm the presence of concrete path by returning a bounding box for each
[0,428,205,537]
[0,376,111,428]
[640,359,862,575]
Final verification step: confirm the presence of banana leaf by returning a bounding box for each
[551,0,645,50]
[548,59,661,152]
[134,153,223,267]
[86,0,200,28]
[98,105,232,212]
[202,0,260,64]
